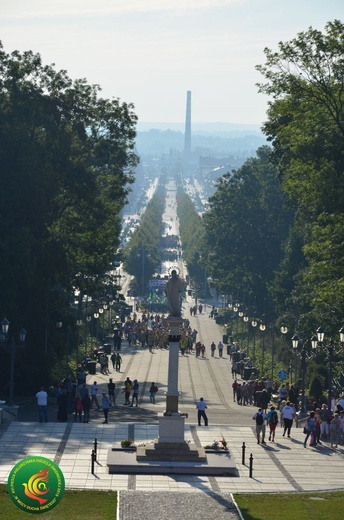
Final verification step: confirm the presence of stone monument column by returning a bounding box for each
[165,317,183,413]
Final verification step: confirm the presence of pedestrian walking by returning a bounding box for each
[267,405,278,442]
[149,382,158,404]
[304,411,317,447]
[218,341,223,357]
[108,378,116,404]
[82,392,91,423]
[232,380,238,402]
[196,397,208,426]
[102,393,110,423]
[210,341,216,357]
[281,401,296,438]
[115,353,122,372]
[74,394,83,423]
[330,413,341,448]
[123,377,132,405]
[130,380,139,407]
[91,381,100,410]
[36,386,48,423]
[252,408,267,444]
[320,403,331,439]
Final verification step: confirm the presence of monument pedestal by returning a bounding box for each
[158,414,185,443]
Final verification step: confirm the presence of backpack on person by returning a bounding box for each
[270,411,278,424]
[256,413,264,425]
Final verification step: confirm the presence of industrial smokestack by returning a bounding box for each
[184,90,191,156]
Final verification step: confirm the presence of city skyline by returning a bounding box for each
[0,0,342,126]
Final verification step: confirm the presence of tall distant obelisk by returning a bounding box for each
[184,90,191,157]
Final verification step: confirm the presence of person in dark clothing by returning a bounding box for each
[108,379,116,404]
[82,393,91,423]
[57,390,68,422]
[260,389,270,412]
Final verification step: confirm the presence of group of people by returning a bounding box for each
[210,340,224,357]
[189,303,203,316]
[252,400,344,449]
[253,401,296,444]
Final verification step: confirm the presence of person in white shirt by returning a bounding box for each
[36,386,48,423]
[196,397,208,426]
[91,381,100,410]
[281,401,296,438]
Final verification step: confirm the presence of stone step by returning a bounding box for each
[136,444,207,462]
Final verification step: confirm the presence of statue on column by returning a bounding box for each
[165,269,183,317]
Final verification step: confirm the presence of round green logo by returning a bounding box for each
[8,456,65,514]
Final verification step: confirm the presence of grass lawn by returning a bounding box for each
[0,485,117,519]
[235,491,344,520]
[2,483,343,519]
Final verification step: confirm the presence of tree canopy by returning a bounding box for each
[0,44,138,387]
[202,146,292,313]
[256,20,344,335]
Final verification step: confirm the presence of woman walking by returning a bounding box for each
[281,401,296,438]
[267,406,278,442]
[304,411,317,447]
[329,413,341,448]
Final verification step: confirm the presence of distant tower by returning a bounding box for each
[184,91,191,156]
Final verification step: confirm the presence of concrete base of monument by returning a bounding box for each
[158,414,185,443]
[107,438,237,476]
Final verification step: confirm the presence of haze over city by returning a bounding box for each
[0,0,342,127]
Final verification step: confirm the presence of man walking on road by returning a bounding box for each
[196,397,208,426]
[252,407,267,444]
[91,381,100,410]
[36,386,48,423]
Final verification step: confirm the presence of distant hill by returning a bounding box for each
[135,124,266,156]
[137,121,263,136]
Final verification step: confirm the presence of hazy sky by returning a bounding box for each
[0,0,342,125]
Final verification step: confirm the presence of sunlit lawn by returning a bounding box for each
[235,491,344,520]
[2,483,344,520]
[0,485,117,519]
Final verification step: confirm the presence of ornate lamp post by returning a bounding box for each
[243,313,249,358]
[259,321,266,375]
[315,326,344,411]
[0,318,27,406]
[93,312,99,344]
[251,318,257,366]
[86,315,92,356]
[291,333,317,415]
[76,318,83,362]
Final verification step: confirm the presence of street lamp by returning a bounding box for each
[243,313,249,358]
[93,312,99,344]
[259,322,266,375]
[291,333,317,415]
[251,318,257,365]
[86,315,92,356]
[76,319,83,361]
[0,318,27,406]
[315,326,344,411]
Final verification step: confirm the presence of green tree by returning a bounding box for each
[0,44,138,392]
[122,186,165,293]
[177,191,205,285]
[202,146,292,314]
[256,20,344,333]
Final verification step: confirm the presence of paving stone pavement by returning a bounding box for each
[1,295,344,519]
[118,491,242,520]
